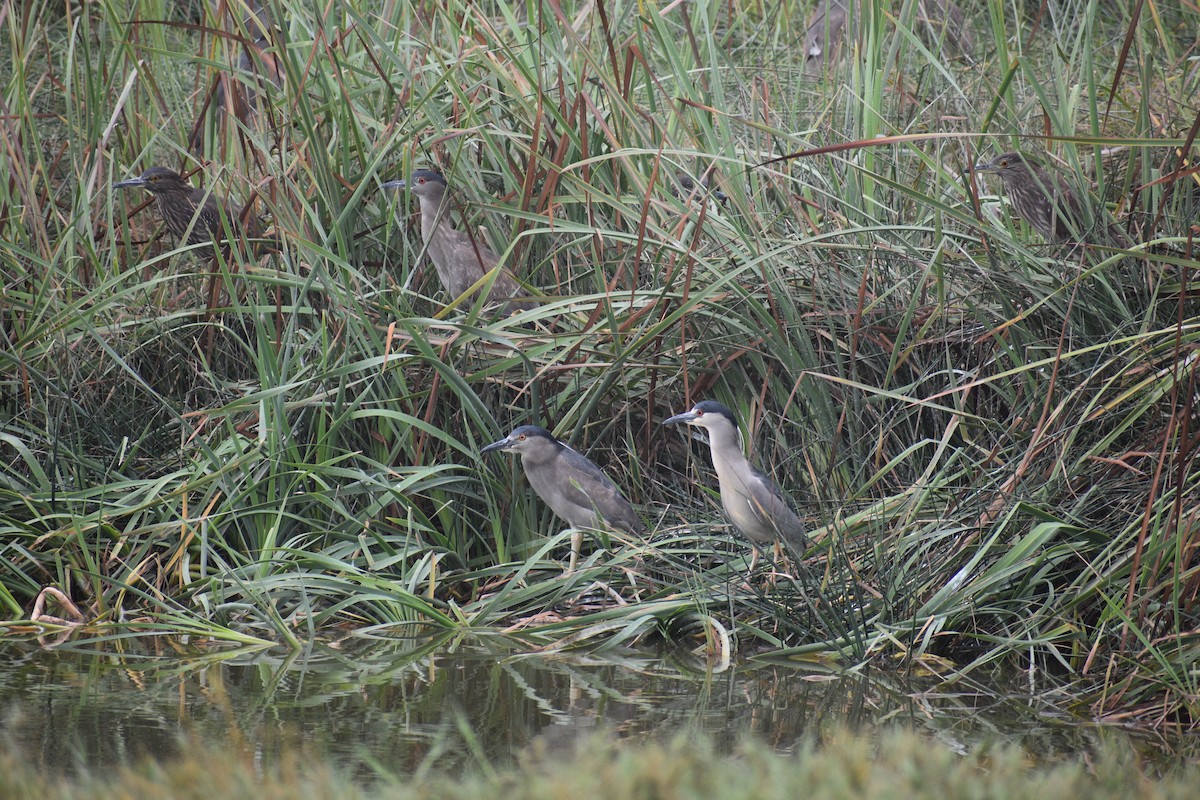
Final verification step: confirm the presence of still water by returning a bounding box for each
[0,632,1190,778]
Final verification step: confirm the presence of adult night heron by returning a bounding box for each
[113,166,258,253]
[481,425,643,572]
[220,3,283,113]
[664,401,806,561]
[381,170,538,313]
[803,0,974,75]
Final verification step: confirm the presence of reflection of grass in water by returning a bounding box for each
[1,727,1193,799]
[2,0,1200,724]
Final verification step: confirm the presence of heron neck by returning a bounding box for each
[518,442,563,470]
[418,194,452,244]
[705,424,749,481]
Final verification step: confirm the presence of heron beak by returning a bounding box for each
[970,160,998,173]
[380,179,407,191]
[480,436,513,455]
[113,176,148,189]
[662,410,700,426]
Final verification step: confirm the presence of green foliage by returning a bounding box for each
[2,727,1196,800]
[2,0,1199,722]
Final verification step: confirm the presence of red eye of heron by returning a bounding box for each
[517,434,526,441]
[417,177,426,184]
[694,409,704,417]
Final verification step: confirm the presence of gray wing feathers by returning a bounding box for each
[557,448,644,535]
[749,467,807,555]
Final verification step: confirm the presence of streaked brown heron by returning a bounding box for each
[113,166,259,254]
[381,170,538,314]
[971,151,1130,247]
[971,152,1085,243]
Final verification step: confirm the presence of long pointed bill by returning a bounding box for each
[113,176,148,189]
[479,436,513,455]
[662,410,699,426]
[380,179,407,191]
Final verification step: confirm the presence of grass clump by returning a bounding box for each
[1,0,1199,723]
[1,727,1194,800]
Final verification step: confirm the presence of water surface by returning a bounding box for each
[0,634,1188,778]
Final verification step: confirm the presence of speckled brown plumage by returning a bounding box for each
[114,167,260,254]
[972,152,1130,247]
[381,170,539,315]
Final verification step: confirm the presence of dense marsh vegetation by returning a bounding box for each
[2,0,1198,727]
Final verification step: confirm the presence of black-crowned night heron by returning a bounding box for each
[664,400,806,561]
[671,171,728,204]
[113,166,259,253]
[481,425,643,572]
[970,151,1131,247]
[971,151,1083,243]
[803,0,973,75]
[803,0,851,74]
[381,170,538,314]
[188,2,284,152]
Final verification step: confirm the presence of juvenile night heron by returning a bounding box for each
[113,166,259,253]
[381,170,538,314]
[664,401,806,561]
[671,171,728,204]
[971,151,1132,247]
[481,425,643,572]
[970,151,1085,243]
[188,1,284,152]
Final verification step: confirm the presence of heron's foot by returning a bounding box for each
[558,527,584,576]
